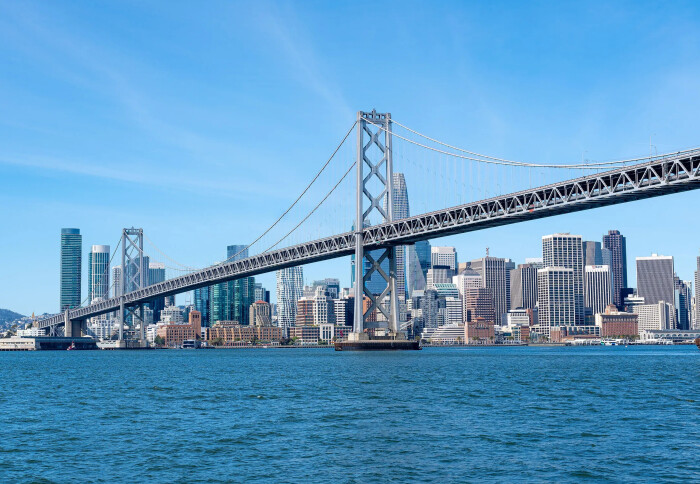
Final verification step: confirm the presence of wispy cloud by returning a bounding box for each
[252,3,353,121]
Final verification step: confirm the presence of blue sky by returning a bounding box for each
[2,1,700,315]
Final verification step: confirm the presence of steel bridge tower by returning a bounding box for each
[119,228,146,343]
[353,110,400,335]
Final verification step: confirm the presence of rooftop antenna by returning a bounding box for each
[486,247,490,257]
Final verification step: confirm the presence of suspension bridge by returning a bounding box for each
[36,110,700,341]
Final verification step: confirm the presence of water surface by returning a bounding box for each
[1,346,698,482]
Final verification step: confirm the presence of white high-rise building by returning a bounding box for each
[112,265,123,297]
[312,285,335,325]
[634,302,674,333]
[276,266,304,330]
[537,267,576,335]
[510,263,538,310]
[585,265,613,316]
[431,247,457,271]
[542,233,584,325]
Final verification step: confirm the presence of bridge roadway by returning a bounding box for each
[38,149,700,330]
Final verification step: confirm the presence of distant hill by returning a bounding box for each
[0,308,25,325]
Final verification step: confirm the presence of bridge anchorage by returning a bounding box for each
[36,108,700,349]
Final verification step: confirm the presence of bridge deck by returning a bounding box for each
[37,150,700,329]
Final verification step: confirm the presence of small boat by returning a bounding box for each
[66,341,76,351]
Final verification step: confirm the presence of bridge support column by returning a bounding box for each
[118,298,124,341]
[352,110,400,335]
[64,310,82,338]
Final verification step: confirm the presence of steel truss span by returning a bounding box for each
[37,150,700,330]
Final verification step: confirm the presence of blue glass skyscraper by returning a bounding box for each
[60,228,82,311]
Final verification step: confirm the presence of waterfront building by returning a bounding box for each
[636,254,675,314]
[276,266,304,329]
[542,233,584,325]
[537,267,576,336]
[585,265,613,317]
[603,230,628,307]
[288,325,321,345]
[60,228,82,311]
[633,302,674,333]
[595,304,638,338]
[465,317,495,343]
[510,263,538,310]
[469,256,508,322]
[582,241,603,266]
[88,245,110,303]
[249,300,272,327]
[156,310,201,348]
[208,321,284,345]
[194,286,211,326]
[421,323,465,345]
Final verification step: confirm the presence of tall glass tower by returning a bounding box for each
[60,228,82,311]
[209,244,253,324]
[148,262,166,322]
[88,245,110,303]
[194,286,211,326]
[603,230,628,308]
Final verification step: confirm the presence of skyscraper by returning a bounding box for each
[88,245,110,303]
[60,228,82,311]
[603,230,627,307]
[582,241,603,266]
[431,247,457,271]
[148,262,166,322]
[674,277,692,330]
[194,286,211,327]
[469,257,508,323]
[542,233,584,325]
[391,173,409,299]
[510,263,538,310]
[537,267,576,334]
[407,240,431,298]
[112,266,122,297]
[636,254,675,308]
[276,266,304,330]
[695,256,700,328]
[584,265,613,316]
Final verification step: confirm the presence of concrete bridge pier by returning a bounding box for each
[64,310,85,338]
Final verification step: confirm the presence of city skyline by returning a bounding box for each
[3,1,700,315]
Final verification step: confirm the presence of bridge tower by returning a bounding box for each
[119,228,146,343]
[353,110,400,336]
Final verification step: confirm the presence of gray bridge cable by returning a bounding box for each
[264,160,357,252]
[366,117,700,169]
[138,120,358,274]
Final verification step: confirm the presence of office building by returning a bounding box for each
[194,286,211,326]
[585,265,613,316]
[60,228,82,311]
[431,246,457,271]
[88,245,110,303]
[603,230,627,307]
[249,300,272,327]
[510,263,538,310]
[636,254,675,310]
[542,233,584,325]
[582,241,603,266]
[469,256,508,322]
[427,266,453,289]
[595,305,639,338]
[391,173,410,299]
[276,266,304,329]
[634,302,674,333]
[147,262,166,322]
[675,277,692,330]
[537,267,576,333]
